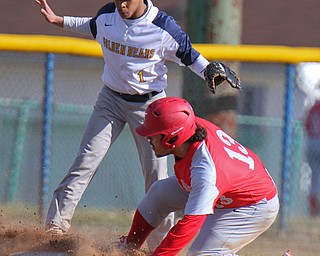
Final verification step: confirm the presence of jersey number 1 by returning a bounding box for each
[138,70,146,82]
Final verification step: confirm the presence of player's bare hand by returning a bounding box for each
[107,235,149,256]
[35,0,63,27]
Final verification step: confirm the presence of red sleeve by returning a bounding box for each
[127,210,155,249]
[152,215,206,256]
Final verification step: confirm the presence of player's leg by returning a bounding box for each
[138,176,189,228]
[128,92,168,191]
[122,177,187,252]
[127,92,175,250]
[187,196,279,256]
[46,86,126,231]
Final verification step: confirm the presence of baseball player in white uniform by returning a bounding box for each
[121,97,279,255]
[35,0,241,249]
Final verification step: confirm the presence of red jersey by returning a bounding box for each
[305,101,320,139]
[152,117,278,255]
[174,117,277,212]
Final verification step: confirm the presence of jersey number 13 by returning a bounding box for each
[216,129,255,170]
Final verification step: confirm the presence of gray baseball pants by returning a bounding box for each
[45,85,173,248]
[139,176,280,255]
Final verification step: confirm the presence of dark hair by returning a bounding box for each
[188,124,207,143]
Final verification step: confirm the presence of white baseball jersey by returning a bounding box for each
[63,0,209,95]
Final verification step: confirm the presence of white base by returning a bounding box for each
[9,252,69,256]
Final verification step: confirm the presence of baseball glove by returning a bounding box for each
[204,62,241,94]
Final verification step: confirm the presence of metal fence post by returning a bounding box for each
[280,64,296,230]
[39,53,55,219]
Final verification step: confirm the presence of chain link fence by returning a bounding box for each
[1,37,320,232]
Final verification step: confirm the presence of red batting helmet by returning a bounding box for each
[136,97,196,148]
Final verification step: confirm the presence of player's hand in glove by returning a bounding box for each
[204,62,241,94]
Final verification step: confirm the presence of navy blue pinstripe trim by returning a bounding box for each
[90,2,116,38]
[152,11,200,66]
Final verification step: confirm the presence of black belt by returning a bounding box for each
[113,90,161,102]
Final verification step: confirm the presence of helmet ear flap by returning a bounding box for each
[161,135,178,149]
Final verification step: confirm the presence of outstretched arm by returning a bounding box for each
[152,214,206,255]
[35,0,63,27]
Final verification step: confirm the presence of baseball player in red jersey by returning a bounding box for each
[120,97,279,255]
[305,100,320,216]
[35,0,241,249]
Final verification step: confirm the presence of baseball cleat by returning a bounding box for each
[46,227,65,238]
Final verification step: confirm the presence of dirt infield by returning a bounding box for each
[0,224,107,255]
[0,223,150,255]
[1,205,320,256]
[0,205,150,256]
[0,205,132,256]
